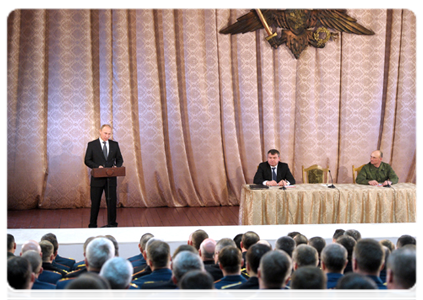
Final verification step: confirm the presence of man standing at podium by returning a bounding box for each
[85,124,124,228]
[253,149,295,187]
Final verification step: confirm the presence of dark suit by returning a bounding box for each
[84,138,123,227]
[253,161,295,185]
[227,276,259,289]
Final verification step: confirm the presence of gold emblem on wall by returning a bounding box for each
[220,9,375,59]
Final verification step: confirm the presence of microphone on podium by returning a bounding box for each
[328,170,335,188]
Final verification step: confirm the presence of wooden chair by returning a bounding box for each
[302,164,330,184]
[352,164,366,184]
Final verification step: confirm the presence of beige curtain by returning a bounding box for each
[7,9,416,210]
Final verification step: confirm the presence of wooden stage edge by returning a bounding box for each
[5,206,422,260]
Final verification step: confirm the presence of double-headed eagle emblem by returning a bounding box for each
[220,9,375,59]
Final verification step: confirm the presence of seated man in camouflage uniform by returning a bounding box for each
[356,150,398,186]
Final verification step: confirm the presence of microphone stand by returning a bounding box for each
[328,170,336,188]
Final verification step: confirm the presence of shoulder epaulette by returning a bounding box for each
[222,282,243,289]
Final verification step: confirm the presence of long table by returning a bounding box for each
[239,183,416,225]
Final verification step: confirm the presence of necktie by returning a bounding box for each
[272,167,277,181]
[103,142,108,160]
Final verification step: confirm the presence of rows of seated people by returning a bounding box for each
[7,229,416,290]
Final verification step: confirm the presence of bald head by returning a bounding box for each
[199,238,216,261]
[370,150,383,168]
[20,240,41,256]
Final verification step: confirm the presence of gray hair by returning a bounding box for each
[100,257,133,289]
[172,251,204,282]
[86,237,115,269]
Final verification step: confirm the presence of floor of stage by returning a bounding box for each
[7,206,240,229]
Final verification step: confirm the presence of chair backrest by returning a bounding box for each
[302,164,329,184]
[352,164,366,184]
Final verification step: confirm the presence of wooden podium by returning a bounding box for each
[91,167,126,178]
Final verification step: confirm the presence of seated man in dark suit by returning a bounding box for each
[22,250,56,290]
[383,245,420,300]
[253,149,295,187]
[4,256,35,300]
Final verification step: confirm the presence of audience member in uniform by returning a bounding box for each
[8,256,35,289]
[23,250,56,290]
[336,273,377,289]
[379,245,390,283]
[240,231,260,269]
[214,246,247,289]
[39,240,67,276]
[344,229,361,241]
[233,234,243,251]
[204,238,236,281]
[309,236,326,266]
[290,266,326,289]
[396,235,416,248]
[188,229,209,250]
[335,235,356,273]
[321,243,348,289]
[386,245,416,289]
[352,238,386,289]
[287,231,301,239]
[229,243,271,289]
[179,270,215,289]
[292,244,318,270]
[20,240,42,256]
[132,240,172,288]
[127,233,153,270]
[65,272,110,289]
[41,233,75,270]
[199,238,216,267]
[275,236,295,258]
[332,229,345,242]
[8,234,16,259]
[144,250,204,289]
[293,234,308,246]
[257,250,292,289]
[141,245,198,300]
[380,239,395,252]
[57,237,115,289]
[72,236,95,271]
[105,235,119,257]
[100,257,133,289]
